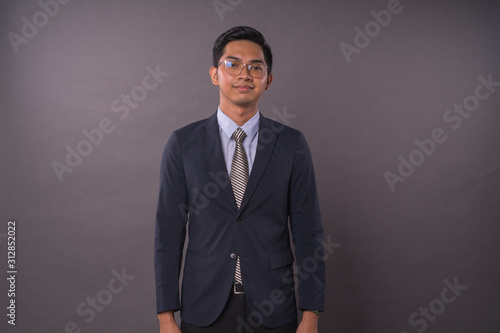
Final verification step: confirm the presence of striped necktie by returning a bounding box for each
[230,128,248,285]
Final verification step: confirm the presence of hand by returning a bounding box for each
[296,311,319,333]
[158,311,181,333]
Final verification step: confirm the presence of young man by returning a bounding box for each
[155,26,325,333]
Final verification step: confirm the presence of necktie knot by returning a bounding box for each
[232,128,247,143]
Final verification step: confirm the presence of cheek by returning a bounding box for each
[218,75,233,88]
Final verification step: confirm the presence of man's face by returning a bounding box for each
[210,40,272,110]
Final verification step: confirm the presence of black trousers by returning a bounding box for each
[181,290,297,333]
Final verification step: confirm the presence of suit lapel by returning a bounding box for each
[239,115,279,212]
[198,112,238,211]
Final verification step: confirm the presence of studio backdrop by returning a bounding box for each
[1,0,499,332]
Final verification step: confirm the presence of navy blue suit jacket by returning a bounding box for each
[154,112,325,328]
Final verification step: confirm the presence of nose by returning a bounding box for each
[238,65,252,80]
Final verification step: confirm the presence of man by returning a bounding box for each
[155,26,325,333]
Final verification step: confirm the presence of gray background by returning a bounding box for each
[1,0,499,332]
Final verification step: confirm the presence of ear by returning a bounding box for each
[265,74,273,90]
[209,67,219,86]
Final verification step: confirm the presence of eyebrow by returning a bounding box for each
[225,56,265,64]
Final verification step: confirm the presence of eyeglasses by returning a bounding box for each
[218,59,268,78]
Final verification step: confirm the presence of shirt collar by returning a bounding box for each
[217,106,260,140]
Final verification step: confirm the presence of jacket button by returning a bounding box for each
[230,253,237,260]
[237,215,244,221]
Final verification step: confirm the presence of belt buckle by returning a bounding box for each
[233,283,245,295]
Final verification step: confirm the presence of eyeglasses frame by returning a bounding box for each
[217,59,268,78]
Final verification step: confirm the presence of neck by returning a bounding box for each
[219,103,258,126]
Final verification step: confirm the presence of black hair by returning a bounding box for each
[212,26,273,74]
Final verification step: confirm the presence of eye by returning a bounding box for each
[250,66,264,75]
[226,61,241,69]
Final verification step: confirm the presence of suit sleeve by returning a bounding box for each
[288,132,325,312]
[154,131,188,313]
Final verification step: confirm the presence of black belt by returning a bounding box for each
[233,282,245,295]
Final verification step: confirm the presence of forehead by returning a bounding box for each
[221,40,265,63]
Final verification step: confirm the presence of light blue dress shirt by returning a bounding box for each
[217,107,259,175]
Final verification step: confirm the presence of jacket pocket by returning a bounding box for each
[269,248,294,269]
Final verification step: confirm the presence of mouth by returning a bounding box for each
[233,85,254,92]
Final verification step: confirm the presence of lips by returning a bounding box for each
[233,85,254,91]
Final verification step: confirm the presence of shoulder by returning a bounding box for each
[173,117,211,137]
[161,114,216,156]
[168,113,217,142]
[260,114,306,144]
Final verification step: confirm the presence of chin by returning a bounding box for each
[235,100,256,107]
